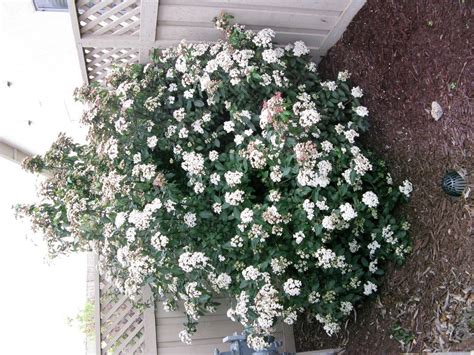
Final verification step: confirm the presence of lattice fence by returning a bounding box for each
[83,47,139,82]
[92,254,157,355]
[98,280,145,354]
[76,0,141,36]
[69,0,151,83]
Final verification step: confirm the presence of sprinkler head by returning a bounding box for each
[441,170,467,197]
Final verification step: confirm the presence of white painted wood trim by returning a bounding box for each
[67,0,90,84]
[93,254,102,355]
[318,0,366,56]
[139,0,160,63]
[282,324,296,352]
[143,285,158,354]
[0,141,30,165]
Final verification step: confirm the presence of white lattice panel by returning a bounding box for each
[84,47,139,82]
[76,0,141,36]
[99,278,146,355]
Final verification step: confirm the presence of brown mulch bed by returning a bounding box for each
[295,1,473,353]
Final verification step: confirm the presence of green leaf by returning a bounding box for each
[199,211,212,219]
[194,100,205,108]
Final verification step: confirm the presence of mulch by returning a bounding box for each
[294,0,473,353]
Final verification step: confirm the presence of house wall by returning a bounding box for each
[0,0,85,155]
[68,0,366,83]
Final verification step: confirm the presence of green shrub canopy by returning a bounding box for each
[18,14,412,349]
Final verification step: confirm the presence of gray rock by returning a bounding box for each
[431,101,443,121]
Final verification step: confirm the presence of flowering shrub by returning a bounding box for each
[17,14,412,349]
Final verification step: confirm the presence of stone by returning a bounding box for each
[431,101,443,121]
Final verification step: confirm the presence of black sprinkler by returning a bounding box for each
[441,170,467,197]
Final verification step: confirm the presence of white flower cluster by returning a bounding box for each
[339,203,357,221]
[283,278,302,296]
[178,251,209,272]
[224,170,244,187]
[399,179,413,197]
[362,191,379,208]
[181,152,205,176]
[151,232,168,250]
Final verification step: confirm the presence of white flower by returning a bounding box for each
[133,152,141,164]
[349,239,360,253]
[363,281,377,296]
[193,182,204,194]
[181,152,205,176]
[303,199,315,220]
[293,41,309,56]
[314,247,337,269]
[337,70,351,82]
[399,180,413,197]
[178,251,209,272]
[115,212,127,228]
[351,86,363,98]
[208,150,219,161]
[321,81,337,91]
[355,106,369,117]
[173,108,186,122]
[114,117,129,134]
[270,166,282,182]
[175,56,187,73]
[367,240,380,256]
[234,134,244,145]
[293,231,305,244]
[283,278,302,296]
[215,273,231,289]
[147,136,158,149]
[202,112,212,122]
[315,199,329,211]
[151,232,169,250]
[240,208,254,224]
[340,301,353,315]
[168,83,177,92]
[262,49,279,63]
[268,190,281,202]
[212,202,222,214]
[339,203,357,221]
[344,129,359,143]
[191,120,204,134]
[253,28,275,48]
[362,191,379,208]
[320,140,333,153]
[179,329,192,345]
[178,127,189,139]
[185,282,201,298]
[270,256,289,275]
[173,145,183,155]
[183,212,197,228]
[247,335,269,352]
[223,121,235,133]
[284,311,298,325]
[299,109,321,127]
[210,172,221,185]
[308,291,320,304]
[224,171,244,187]
[322,215,335,230]
[242,266,260,281]
[225,190,245,206]
[230,235,244,247]
[335,123,344,134]
[369,259,378,273]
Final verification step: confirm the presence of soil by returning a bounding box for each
[294,1,473,353]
